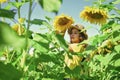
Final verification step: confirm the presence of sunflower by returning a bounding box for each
[80,6,108,25]
[0,0,7,3]
[53,14,74,34]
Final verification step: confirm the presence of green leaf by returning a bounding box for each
[112,0,120,4]
[21,0,29,2]
[29,19,48,25]
[37,52,60,64]
[39,0,62,13]
[0,62,22,80]
[42,78,54,80]
[115,9,120,14]
[0,21,25,49]
[55,33,68,52]
[34,41,49,53]
[100,20,114,31]
[114,59,120,67]
[113,31,120,38]
[89,34,109,46]
[100,4,114,11]
[29,19,53,30]
[114,45,120,53]
[101,53,115,66]
[112,24,120,32]
[33,33,50,43]
[9,2,25,8]
[65,66,81,78]
[0,9,16,18]
[30,33,51,53]
[45,16,52,22]
[114,35,120,42]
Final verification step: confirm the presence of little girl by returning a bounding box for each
[64,24,88,80]
[68,24,88,52]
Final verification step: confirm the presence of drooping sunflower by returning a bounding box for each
[53,14,74,33]
[80,6,108,25]
[0,0,7,3]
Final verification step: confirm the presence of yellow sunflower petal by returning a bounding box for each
[80,6,108,25]
[53,14,74,33]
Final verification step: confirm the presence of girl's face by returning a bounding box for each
[70,28,81,43]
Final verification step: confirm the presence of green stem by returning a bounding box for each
[0,3,1,9]
[25,0,33,50]
[20,0,33,70]
[9,51,15,62]
[16,0,20,18]
[18,7,21,18]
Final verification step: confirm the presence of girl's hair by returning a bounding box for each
[68,24,88,41]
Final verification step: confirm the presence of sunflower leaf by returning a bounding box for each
[114,45,120,53]
[0,9,16,18]
[38,0,62,13]
[9,2,25,8]
[28,19,47,25]
[0,62,22,80]
[112,0,120,4]
[0,21,25,49]
[55,33,68,52]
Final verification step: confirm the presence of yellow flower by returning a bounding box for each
[53,14,74,33]
[80,6,108,25]
[18,18,25,23]
[0,0,7,3]
[12,24,24,35]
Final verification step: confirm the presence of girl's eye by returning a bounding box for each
[74,32,78,34]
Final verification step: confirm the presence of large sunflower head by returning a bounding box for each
[0,0,7,3]
[53,14,74,33]
[80,6,108,25]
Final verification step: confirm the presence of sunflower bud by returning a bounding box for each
[12,24,25,35]
[18,18,25,24]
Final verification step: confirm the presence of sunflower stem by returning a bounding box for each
[0,3,1,9]
[25,0,33,50]
[16,0,21,18]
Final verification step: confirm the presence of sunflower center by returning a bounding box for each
[86,12,103,19]
[58,17,69,25]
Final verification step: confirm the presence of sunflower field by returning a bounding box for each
[0,0,120,80]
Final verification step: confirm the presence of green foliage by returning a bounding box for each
[0,62,22,80]
[9,2,25,8]
[39,0,62,14]
[0,21,25,49]
[29,19,48,25]
[0,9,15,18]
